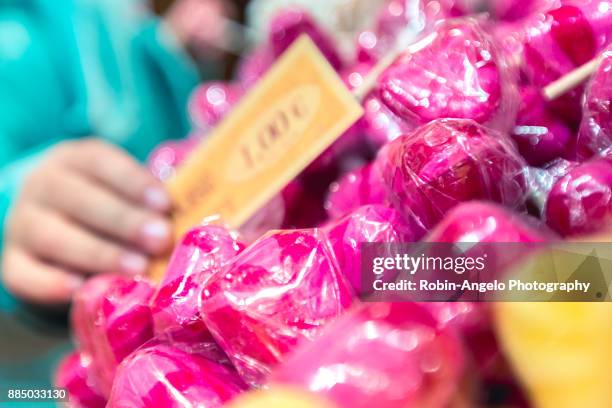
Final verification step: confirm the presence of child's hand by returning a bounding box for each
[2,139,173,304]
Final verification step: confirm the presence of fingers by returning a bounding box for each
[29,167,171,255]
[8,203,149,276]
[60,139,171,212]
[2,246,83,305]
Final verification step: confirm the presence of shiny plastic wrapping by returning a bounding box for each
[576,48,612,159]
[356,0,452,64]
[545,157,612,236]
[107,336,247,408]
[150,224,245,338]
[377,17,520,132]
[424,201,551,285]
[512,86,573,166]
[426,201,550,244]
[199,228,354,387]
[324,204,416,295]
[496,1,612,124]
[376,118,529,235]
[55,352,106,408]
[325,163,387,219]
[270,302,464,408]
[71,275,155,395]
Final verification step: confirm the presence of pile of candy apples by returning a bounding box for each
[57,1,612,407]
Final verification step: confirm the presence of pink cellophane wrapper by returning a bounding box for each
[150,224,245,338]
[576,48,612,160]
[426,201,550,244]
[356,0,453,64]
[71,275,155,396]
[496,1,612,124]
[188,81,243,131]
[377,17,519,132]
[325,163,387,219]
[107,339,247,408]
[55,352,106,408]
[324,204,417,296]
[376,118,528,234]
[271,302,464,408]
[512,86,573,166]
[545,157,612,236]
[199,228,354,387]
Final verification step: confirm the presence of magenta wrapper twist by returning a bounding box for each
[107,342,246,408]
[54,352,106,408]
[199,228,354,387]
[324,204,418,295]
[150,224,245,338]
[71,275,155,396]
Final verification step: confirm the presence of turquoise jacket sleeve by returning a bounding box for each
[0,0,199,251]
[0,0,200,300]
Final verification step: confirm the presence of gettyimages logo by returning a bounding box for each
[360,242,612,302]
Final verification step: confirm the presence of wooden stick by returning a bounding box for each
[542,55,602,101]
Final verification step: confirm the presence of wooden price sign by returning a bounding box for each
[150,35,364,281]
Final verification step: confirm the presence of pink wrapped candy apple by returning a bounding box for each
[378,17,519,131]
[546,157,612,236]
[376,118,528,233]
[324,204,416,295]
[271,302,463,408]
[107,343,246,408]
[71,275,154,395]
[150,224,244,337]
[55,352,106,408]
[199,229,354,386]
[576,48,612,160]
[188,81,243,131]
[356,0,453,64]
[325,163,387,219]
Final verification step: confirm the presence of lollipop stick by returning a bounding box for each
[542,55,602,101]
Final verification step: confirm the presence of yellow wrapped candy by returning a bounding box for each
[495,235,612,407]
[226,386,336,408]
